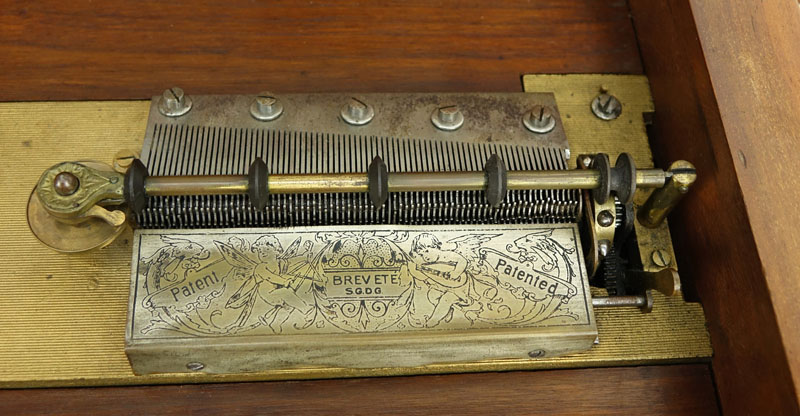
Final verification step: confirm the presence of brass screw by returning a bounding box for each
[651,249,672,268]
[113,149,140,173]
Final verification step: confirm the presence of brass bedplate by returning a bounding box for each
[0,75,710,387]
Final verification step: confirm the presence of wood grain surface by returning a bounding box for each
[629,0,800,414]
[0,365,719,415]
[0,0,642,100]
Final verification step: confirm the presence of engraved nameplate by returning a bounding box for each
[125,224,596,374]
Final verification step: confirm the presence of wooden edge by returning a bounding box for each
[0,365,719,415]
[629,0,800,413]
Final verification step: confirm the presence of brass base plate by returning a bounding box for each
[0,75,711,388]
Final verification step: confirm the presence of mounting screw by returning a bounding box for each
[528,349,546,358]
[581,155,593,168]
[158,87,192,117]
[523,105,556,134]
[591,93,621,120]
[431,105,464,131]
[341,97,374,126]
[113,149,140,173]
[250,92,284,121]
[597,209,615,227]
[186,362,205,371]
[651,249,672,268]
[598,240,610,258]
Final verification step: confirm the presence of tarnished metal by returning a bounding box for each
[590,93,621,121]
[341,97,375,126]
[143,93,571,151]
[628,268,682,297]
[250,93,284,122]
[1,75,711,388]
[158,87,192,118]
[522,105,556,134]
[431,105,464,131]
[145,175,249,196]
[35,161,125,219]
[126,223,596,374]
[136,127,579,229]
[592,292,653,312]
[26,162,129,253]
[638,160,697,228]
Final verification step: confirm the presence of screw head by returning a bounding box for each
[523,105,556,134]
[597,209,615,227]
[580,155,594,169]
[591,93,622,120]
[651,249,672,268]
[186,362,205,371]
[158,87,192,117]
[53,172,79,196]
[341,98,374,126]
[113,149,140,173]
[598,240,610,258]
[431,105,464,131]
[250,93,284,121]
[528,349,546,358]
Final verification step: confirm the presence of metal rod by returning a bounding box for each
[388,172,486,192]
[142,167,670,197]
[145,176,249,196]
[636,169,669,188]
[269,173,369,194]
[508,171,601,190]
[592,295,648,308]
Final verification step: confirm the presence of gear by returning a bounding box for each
[601,247,627,295]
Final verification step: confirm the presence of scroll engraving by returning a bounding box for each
[129,225,590,339]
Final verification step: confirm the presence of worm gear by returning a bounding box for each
[601,247,627,295]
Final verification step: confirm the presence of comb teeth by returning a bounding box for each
[136,125,580,228]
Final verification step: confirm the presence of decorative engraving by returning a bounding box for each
[36,161,124,216]
[129,224,591,339]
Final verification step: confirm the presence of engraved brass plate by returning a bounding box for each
[127,224,596,374]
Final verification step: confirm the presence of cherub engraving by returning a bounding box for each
[220,236,317,333]
[405,233,500,327]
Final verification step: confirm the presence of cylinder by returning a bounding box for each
[507,170,601,190]
[141,167,679,198]
[592,295,652,310]
[592,295,649,308]
[268,173,368,194]
[388,172,485,192]
[145,175,249,196]
[635,169,668,188]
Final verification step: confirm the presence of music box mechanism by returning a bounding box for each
[26,90,696,374]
